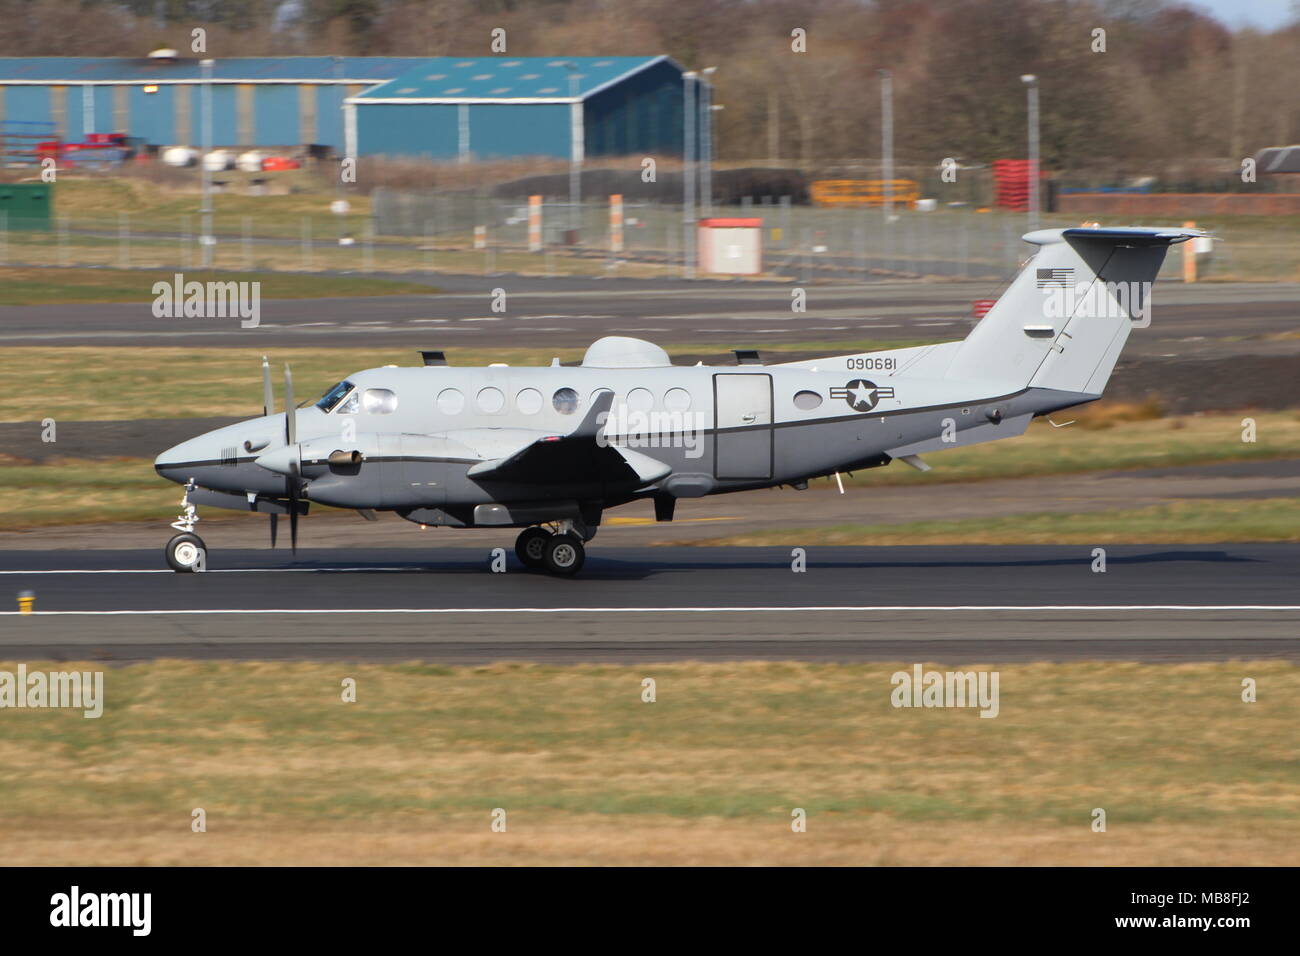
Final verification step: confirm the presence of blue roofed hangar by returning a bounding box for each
[348,56,688,161]
[0,54,689,161]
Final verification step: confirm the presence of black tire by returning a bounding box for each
[542,533,585,576]
[165,532,206,573]
[515,527,551,568]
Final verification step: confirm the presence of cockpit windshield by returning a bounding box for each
[315,380,355,413]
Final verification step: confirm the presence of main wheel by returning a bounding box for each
[542,533,585,576]
[515,527,551,568]
[165,532,206,573]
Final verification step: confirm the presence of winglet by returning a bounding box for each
[571,389,614,441]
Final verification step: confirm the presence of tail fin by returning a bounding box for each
[947,227,1199,395]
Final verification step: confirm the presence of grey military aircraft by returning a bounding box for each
[155,226,1197,575]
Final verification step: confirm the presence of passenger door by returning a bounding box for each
[713,373,773,480]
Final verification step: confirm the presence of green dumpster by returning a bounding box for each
[0,182,53,230]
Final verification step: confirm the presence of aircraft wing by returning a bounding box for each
[463,391,671,486]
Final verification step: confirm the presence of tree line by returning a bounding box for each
[0,0,1296,169]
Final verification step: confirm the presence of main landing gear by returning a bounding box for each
[514,525,585,576]
[164,479,207,572]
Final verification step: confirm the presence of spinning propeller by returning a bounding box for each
[260,355,302,553]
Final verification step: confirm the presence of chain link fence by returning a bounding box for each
[0,189,1284,282]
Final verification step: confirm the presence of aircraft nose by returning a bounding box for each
[154,434,215,484]
[154,442,187,484]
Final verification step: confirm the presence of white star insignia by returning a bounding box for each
[850,383,875,407]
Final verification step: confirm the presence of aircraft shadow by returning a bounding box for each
[247,548,1261,582]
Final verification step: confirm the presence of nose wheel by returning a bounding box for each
[165,532,207,572]
[164,478,206,572]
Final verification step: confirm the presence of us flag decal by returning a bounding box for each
[1036,267,1074,288]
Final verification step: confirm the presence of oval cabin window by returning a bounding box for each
[436,388,464,414]
[793,390,823,410]
[553,387,580,415]
[663,388,692,413]
[625,388,654,412]
[476,387,505,413]
[516,388,543,415]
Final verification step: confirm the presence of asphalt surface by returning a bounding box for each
[2,544,1296,663]
[1,276,1296,357]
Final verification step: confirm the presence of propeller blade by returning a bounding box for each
[283,364,296,448]
[269,512,278,549]
[282,363,300,555]
[261,355,273,418]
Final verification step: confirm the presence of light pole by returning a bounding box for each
[200,57,214,267]
[707,104,724,216]
[565,61,582,240]
[879,69,894,225]
[1021,73,1039,232]
[700,66,717,218]
[682,70,697,278]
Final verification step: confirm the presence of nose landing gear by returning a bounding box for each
[164,479,207,572]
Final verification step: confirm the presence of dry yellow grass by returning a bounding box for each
[4,816,1290,867]
[0,659,1294,865]
[1070,397,1166,429]
[692,497,1300,546]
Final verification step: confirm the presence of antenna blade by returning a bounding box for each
[261,355,273,418]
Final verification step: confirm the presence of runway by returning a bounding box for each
[1,277,1296,358]
[2,544,1296,663]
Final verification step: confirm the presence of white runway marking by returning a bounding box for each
[0,568,417,574]
[2,605,1298,616]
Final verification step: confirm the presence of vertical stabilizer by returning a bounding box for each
[947,227,1198,395]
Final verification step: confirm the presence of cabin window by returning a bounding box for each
[436,388,464,414]
[552,387,580,414]
[476,387,506,413]
[793,390,823,410]
[315,380,354,413]
[516,388,543,415]
[663,387,692,413]
[625,388,654,412]
[362,388,398,414]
